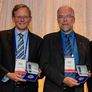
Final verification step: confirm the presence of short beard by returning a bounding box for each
[61,28,72,34]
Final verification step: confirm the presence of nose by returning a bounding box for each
[20,18,25,22]
[63,17,67,22]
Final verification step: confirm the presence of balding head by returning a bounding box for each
[57,6,75,17]
[57,6,75,32]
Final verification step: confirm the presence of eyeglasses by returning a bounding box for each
[58,15,74,19]
[14,16,30,19]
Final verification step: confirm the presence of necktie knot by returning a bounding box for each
[65,34,71,39]
[18,33,23,39]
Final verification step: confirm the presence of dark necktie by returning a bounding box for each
[65,34,72,56]
[16,33,25,59]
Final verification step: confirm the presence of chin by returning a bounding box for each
[18,28,27,31]
[62,27,71,31]
[63,29,70,32]
[18,26,27,30]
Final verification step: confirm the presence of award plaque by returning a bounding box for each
[76,76,88,84]
[23,62,39,82]
[76,65,88,83]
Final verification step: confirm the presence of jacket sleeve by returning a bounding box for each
[0,33,9,80]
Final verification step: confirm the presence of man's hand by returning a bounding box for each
[7,72,26,82]
[38,68,42,77]
[63,77,80,87]
[87,71,92,77]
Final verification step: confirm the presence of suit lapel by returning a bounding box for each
[75,33,83,64]
[28,31,35,62]
[55,31,64,58]
[7,28,16,69]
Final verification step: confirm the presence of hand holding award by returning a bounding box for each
[15,60,39,82]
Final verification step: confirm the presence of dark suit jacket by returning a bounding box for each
[40,31,91,92]
[0,28,42,92]
[87,41,92,92]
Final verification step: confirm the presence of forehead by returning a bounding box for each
[14,7,29,15]
[58,7,73,15]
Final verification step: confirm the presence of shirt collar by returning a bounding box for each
[61,30,74,38]
[15,28,28,37]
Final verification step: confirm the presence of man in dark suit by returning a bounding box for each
[0,4,42,92]
[40,6,91,92]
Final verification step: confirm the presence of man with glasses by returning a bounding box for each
[40,6,91,92]
[0,4,42,92]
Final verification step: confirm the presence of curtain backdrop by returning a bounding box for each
[0,0,91,92]
[0,0,92,39]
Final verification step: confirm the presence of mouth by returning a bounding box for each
[19,23,25,25]
[62,23,68,26]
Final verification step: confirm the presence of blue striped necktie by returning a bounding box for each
[64,34,76,78]
[65,34,72,56]
[16,33,25,59]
